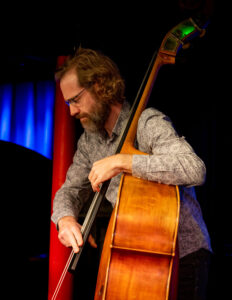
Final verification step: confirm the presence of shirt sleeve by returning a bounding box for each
[51,133,92,226]
[132,108,206,186]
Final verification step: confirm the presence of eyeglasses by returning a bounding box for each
[65,88,85,106]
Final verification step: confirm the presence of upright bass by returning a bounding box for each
[51,15,209,300]
[94,15,209,300]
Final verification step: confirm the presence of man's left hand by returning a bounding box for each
[88,154,132,192]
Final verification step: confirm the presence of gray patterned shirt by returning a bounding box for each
[51,101,212,258]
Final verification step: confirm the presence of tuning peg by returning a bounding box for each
[199,29,206,38]
[182,43,191,50]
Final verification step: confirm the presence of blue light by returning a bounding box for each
[0,80,55,159]
[35,81,55,159]
[13,82,35,150]
[0,84,13,140]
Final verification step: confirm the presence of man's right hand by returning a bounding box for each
[58,216,83,253]
[57,216,98,253]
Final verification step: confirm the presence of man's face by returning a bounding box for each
[60,69,110,133]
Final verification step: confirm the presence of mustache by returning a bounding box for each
[75,113,90,120]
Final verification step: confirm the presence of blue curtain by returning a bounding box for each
[0,80,55,159]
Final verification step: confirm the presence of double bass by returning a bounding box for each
[51,14,209,300]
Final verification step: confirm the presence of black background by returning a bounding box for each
[1,1,230,299]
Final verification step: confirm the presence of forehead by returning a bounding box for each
[60,69,81,98]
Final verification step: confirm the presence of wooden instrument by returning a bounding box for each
[51,15,209,300]
[94,16,209,300]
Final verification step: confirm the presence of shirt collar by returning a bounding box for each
[111,101,131,138]
[93,101,131,143]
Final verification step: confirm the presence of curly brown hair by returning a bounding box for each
[55,48,125,105]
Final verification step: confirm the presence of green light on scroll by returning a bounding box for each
[174,21,196,40]
[162,19,198,52]
[182,25,195,36]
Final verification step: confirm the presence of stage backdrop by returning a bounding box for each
[0,80,55,159]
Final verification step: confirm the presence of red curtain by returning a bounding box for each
[48,56,76,300]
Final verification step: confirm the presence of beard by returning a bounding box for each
[77,101,111,133]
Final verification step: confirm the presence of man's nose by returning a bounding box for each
[69,104,80,117]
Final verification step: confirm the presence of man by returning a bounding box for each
[51,48,212,300]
